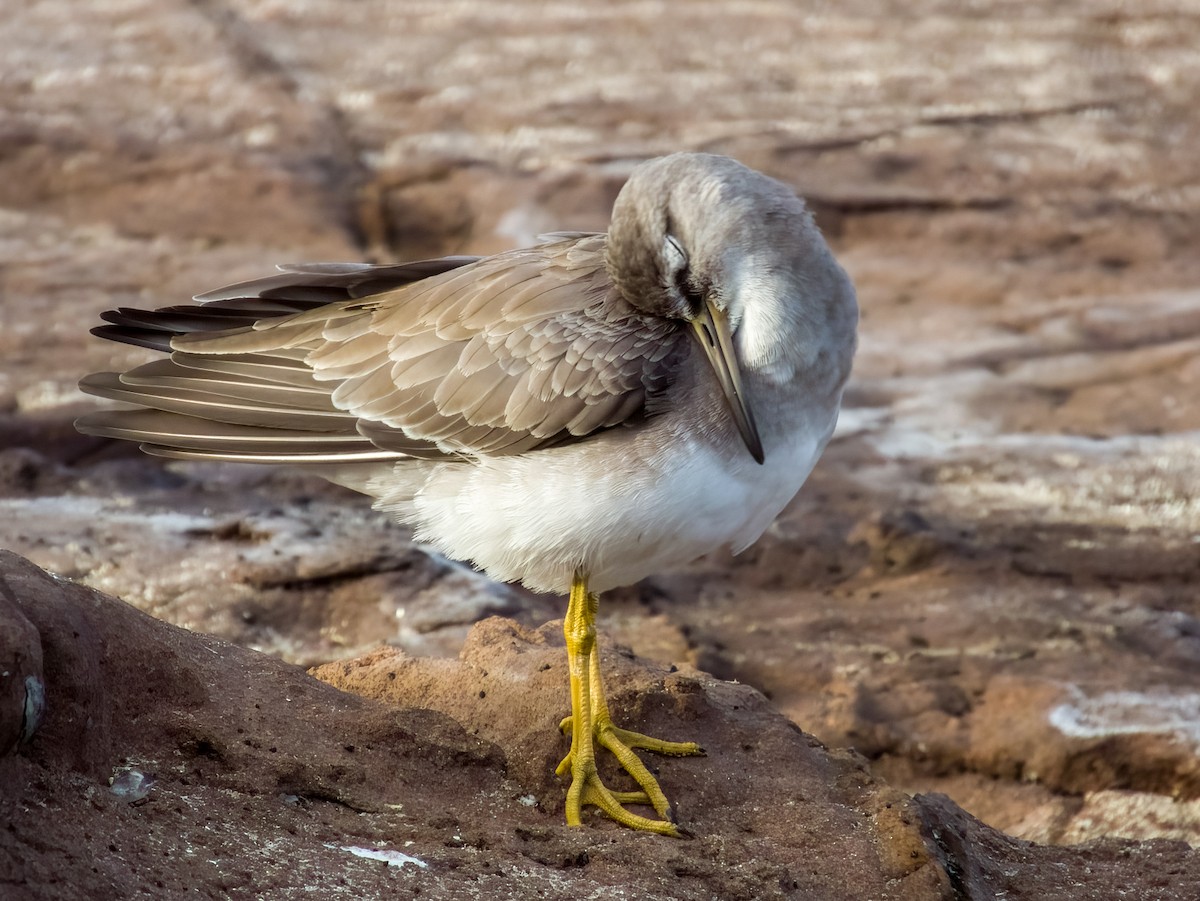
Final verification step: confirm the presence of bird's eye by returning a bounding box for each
[663,235,703,317]
[675,268,704,318]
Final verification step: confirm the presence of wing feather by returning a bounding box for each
[79,234,688,463]
[390,344,468,390]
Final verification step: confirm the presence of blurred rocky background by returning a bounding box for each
[2,1,1199,897]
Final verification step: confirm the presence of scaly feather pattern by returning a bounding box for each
[77,237,688,463]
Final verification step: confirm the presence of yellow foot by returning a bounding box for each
[556,715,703,836]
[556,570,704,836]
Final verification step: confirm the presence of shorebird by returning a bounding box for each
[76,152,858,836]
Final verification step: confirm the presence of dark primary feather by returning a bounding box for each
[90,259,483,353]
[193,258,481,303]
[77,241,689,464]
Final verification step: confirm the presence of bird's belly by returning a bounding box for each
[580,435,823,592]
[405,419,829,595]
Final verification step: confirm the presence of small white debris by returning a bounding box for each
[517,794,538,807]
[337,845,428,869]
[109,766,154,801]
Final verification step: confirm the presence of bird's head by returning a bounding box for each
[606,152,829,465]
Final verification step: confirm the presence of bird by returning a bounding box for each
[76,152,858,837]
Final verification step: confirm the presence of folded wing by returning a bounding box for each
[77,236,687,464]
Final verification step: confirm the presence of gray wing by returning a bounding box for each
[77,236,688,463]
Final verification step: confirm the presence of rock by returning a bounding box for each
[0,577,43,754]
[1059,791,1200,845]
[5,551,1199,899]
[0,551,505,898]
[914,793,1199,901]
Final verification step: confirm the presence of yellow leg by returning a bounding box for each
[554,571,703,836]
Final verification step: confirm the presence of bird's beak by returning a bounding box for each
[690,300,765,464]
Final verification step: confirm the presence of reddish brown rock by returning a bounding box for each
[5,551,1200,899]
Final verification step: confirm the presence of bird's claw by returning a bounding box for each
[558,713,702,835]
